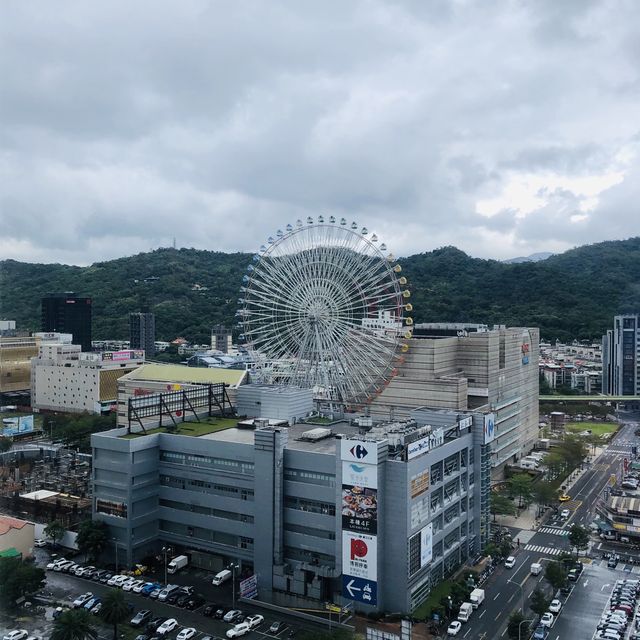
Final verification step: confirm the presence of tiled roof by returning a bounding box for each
[0,516,29,536]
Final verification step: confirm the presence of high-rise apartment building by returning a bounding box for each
[129,312,155,357]
[211,325,232,353]
[602,314,640,395]
[41,292,92,352]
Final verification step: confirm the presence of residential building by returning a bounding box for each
[31,344,145,414]
[211,325,232,354]
[130,312,156,357]
[91,402,491,613]
[602,314,640,395]
[366,323,539,475]
[41,292,92,351]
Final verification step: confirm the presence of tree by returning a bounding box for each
[490,493,517,521]
[568,524,590,556]
[544,561,567,591]
[529,588,550,617]
[508,474,533,508]
[0,436,12,453]
[44,520,66,548]
[51,609,98,640]
[532,481,556,514]
[76,520,109,562]
[100,589,130,640]
[507,611,528,640]
[0,557,45,611]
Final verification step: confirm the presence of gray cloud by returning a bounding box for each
[1,0,639,265]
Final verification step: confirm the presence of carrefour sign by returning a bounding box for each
[340,439,378,465]
[483,413,496,444]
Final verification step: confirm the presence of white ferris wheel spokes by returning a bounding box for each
[238,219,411,406]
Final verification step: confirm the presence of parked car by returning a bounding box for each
[124,579,145,592]
[3,631,28,640]
[156,619,179,636]
[146,617,166,633]
[214,606,229,619]
[202,603,218,617]
[134,582,153,594]
[447,621,462,636]
[83,597,101,611]
[226,623,250,639]
[34,539,47,548]
[246,615,264,629]
[148,588,163,599]
[90,602,102,615]
[532,626,549,640]
[72,593,94,608]
[269,622,285,634]
[549,599,562,613]
[184,595,205,610]
[91,570,108,581]
[176,629,197,640]
[141,582,162,596]
[54,560,74,572]
[131,610,153,628]
[100,572,113,584]
[223,609,244,623]
[540,612,554,627]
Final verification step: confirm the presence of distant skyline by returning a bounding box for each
[1,1,639,266]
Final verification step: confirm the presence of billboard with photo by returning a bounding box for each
[1,414,34,437]
[342,485,377,534]
[342,531,377,581]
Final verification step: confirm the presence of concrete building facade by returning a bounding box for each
[91,406,492,613]
[367,324,539,473]
[32,344,145,414]
[602,314,640,396]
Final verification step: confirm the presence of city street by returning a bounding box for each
[458,409,640,640]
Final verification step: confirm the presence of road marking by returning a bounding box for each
[501,627,507,637]
[583,580,589,587]
[507,593,515,603]
[495,613,501,620]
[463,629,471,638]
[493,592,501,600]
[524,544,564,555]
[479,609,486,619]
[601,583,611,591]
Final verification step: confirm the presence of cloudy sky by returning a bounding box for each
[1,0,639,265]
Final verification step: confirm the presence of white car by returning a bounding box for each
[34,539,47,548]
[226,623,250,639]
[540,612,554,627]
[123,579,144,592]
[72,593,93,608]
[54,560,74,572]
[246,614,264,629]
[223,610,243,623]
[157,619,179,636]
[3,631,28,640]
[47,558,65,570]
[560,509,571,519]
[447,621,462,636]
[176,629,197,640]
[549,599,562,613]
[504,556,516,569]
[110,575,129,587]
[133,581,153,594]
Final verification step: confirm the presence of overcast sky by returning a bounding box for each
[1,0,639,266]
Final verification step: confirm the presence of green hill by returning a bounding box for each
[1,237,639,344]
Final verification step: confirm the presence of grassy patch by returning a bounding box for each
[121,417,238,438]
[565,422,618,437]
[412,578,453,619]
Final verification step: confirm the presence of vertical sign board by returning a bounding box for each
[239,574,258,600]
[420,523,433,567]
[341,439,378,606]
[483,413,495,445]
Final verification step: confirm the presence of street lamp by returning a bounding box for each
[161,546,173,585]
[518,618,535,640]
[228,562,240,609]
[507,579,525,614]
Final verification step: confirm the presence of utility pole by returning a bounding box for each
[229,562,240,609]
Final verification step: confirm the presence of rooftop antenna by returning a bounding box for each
[172,237,176,249]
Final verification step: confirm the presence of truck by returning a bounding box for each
[212,569,232,586]
[519,458,538,470]
[469,588,485,608]
[457,602,473,622]
[166,555,188,574]
[531,562,542,576]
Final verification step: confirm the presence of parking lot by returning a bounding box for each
[0,549,335,640]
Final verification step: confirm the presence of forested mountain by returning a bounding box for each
[2,237,639,344]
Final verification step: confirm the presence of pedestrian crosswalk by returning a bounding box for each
[524,544,565,555]
[538,526,570,536]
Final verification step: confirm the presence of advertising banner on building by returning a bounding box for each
[342,461,378,489]
[342,574,377,606]
[239,574,258,599]
[420,523,433,567]
[1,415,34,437]
[342,531,377,581]
[406,428,444,460]
[410,470,429,498]
[341,439,377,465]
[342,486,377,534]
[483,413,496,444]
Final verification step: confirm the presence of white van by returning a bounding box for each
[212,569,232,586]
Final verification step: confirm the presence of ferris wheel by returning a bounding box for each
[237,217,412,407]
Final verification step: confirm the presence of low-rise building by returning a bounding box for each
[32,344,145,414]
[0,515,35,559]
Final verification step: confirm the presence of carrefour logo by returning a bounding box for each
[484,415,495,443]
[350,444,369,459]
